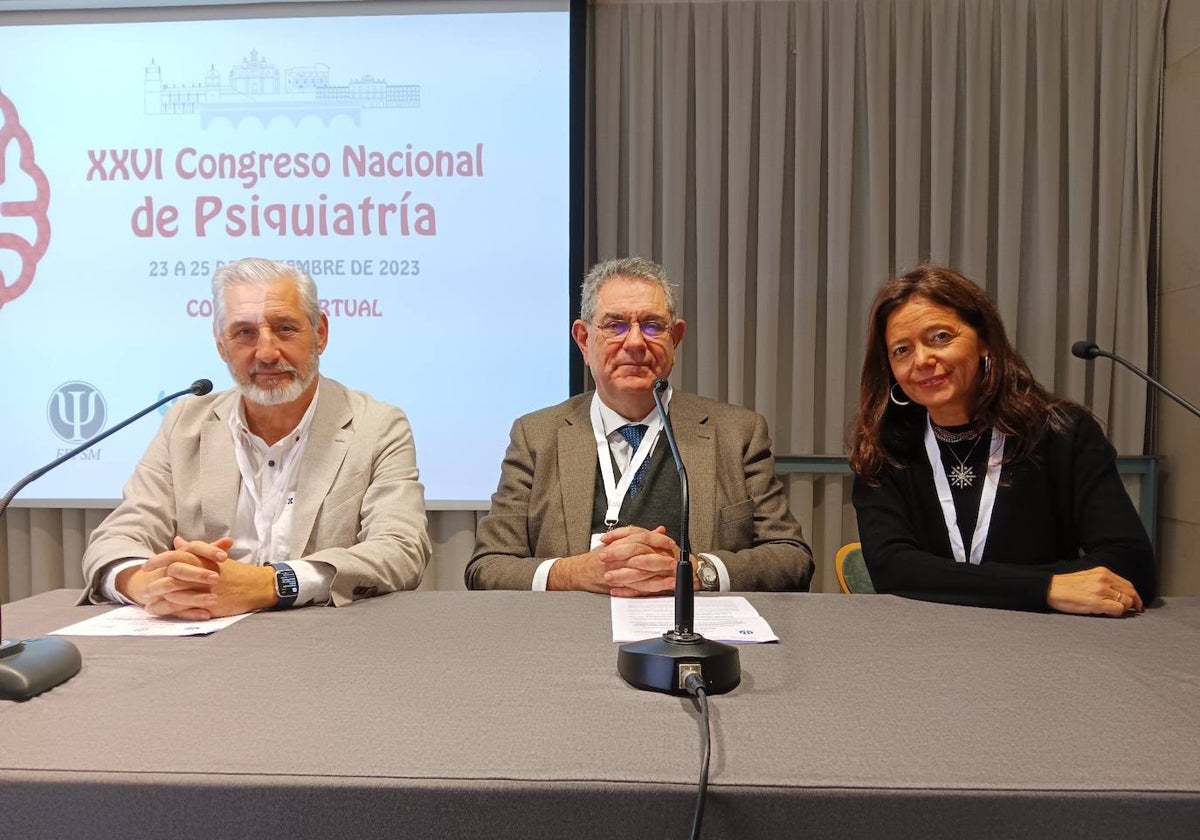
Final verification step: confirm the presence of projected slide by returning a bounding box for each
[0,4,571,502]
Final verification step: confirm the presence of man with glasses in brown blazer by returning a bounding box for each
[466,257,812,596]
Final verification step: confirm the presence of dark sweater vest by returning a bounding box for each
[590,445,683,544]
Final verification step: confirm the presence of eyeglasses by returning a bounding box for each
[592,317,674,342]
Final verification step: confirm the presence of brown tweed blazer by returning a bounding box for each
[466,391,813,591]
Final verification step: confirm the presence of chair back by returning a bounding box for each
[834,542,876,594]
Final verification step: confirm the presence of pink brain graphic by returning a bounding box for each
[0,91,51,310]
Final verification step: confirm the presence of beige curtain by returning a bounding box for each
[1,0,1166,602]
[587,0,1164,587]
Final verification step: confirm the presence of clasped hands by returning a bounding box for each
[548,525,700,596]
[116,536,277,620]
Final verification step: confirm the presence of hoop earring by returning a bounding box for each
[889,383,911,406]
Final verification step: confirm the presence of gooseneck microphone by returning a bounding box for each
[617,379,740,696]
[657,377,695,635]
[0,378,213,702]
[0,379,212,516]
[1071,341,1200,421]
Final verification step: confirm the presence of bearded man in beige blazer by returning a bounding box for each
[466,257,812,595]
[81,258,430,617]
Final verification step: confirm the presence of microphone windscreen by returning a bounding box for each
[190,378,214,396]
[1071,341,1101,360]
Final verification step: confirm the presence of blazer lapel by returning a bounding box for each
[289,380,353,552]
[558,398,597,556]
[200,392,240,541]
[671,395,715,552]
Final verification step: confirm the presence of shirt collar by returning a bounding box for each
[229,383,322,451]
[595,384,673,437]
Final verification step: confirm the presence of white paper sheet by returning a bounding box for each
[610,596,779,644]
[51,606,251,637]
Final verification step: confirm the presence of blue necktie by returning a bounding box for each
[617,424,650,498]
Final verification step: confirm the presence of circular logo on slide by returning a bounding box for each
[0,91,52,311]
[47,381,107,443]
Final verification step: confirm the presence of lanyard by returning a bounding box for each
[923,417,1005,565]
[589,393,664,530]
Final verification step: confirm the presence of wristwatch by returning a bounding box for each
[696,556,720,591]
[271,562,299,609]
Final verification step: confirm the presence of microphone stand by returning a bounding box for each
[617,379,740,696]
[0,379,213,701]
[1072,341,1200,421]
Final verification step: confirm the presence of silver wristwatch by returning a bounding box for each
[696,556,719,591]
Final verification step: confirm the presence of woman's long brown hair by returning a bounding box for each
[849,264,1071,482]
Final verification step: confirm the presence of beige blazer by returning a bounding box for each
[80,377,430,606]
[466,391,813,591]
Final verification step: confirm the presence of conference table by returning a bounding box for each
[2,590,1199,839]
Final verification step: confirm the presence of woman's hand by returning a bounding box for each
[1047,567,1143,616]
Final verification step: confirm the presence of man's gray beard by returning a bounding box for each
[232,360,319,407]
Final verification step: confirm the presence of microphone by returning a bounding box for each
[656,377,695,634]
[0,378,213,701]
[1071,340,1200,421]
[617,378,740,696]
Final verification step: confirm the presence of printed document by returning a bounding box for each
[611,596,778,644]
[51,606,251,637]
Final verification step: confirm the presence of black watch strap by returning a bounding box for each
[271,562,299,609]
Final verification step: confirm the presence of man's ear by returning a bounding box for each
[315,313,330,355]
[570,319,590,358]
[670,319,686,348]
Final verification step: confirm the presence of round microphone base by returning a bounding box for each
[617,632,740,696]
[0,636,82,702]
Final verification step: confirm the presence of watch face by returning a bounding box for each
[276,568,300,598]
[699,562,718,588]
